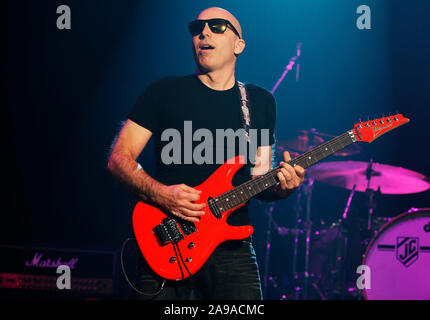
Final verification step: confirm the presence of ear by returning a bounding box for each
[234,39,246,55]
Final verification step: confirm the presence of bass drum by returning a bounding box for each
[363,208,430,300]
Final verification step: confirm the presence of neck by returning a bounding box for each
[208,131,356,215]
[196,67,236,91]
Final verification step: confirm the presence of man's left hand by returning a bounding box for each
[275,151,305,196]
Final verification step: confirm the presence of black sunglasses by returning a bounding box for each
[188,18,241,39]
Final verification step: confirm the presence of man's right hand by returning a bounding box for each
[156,184,206,223]
[108,120,206,223]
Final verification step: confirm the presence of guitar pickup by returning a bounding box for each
[153,217,184,246]
[177,219,197,237]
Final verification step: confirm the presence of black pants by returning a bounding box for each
[135,238,262,300]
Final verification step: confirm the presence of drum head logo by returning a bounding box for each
[396,237,419,267]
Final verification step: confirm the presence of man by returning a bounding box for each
[108,7,305,300]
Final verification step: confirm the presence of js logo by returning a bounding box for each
[397,237,419,267]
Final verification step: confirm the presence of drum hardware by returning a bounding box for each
[274,127,361,300]
[271,127,362,300]
[338,184,356,299]
[262,202,275,298]
[270,42,302,94]
[301,177,314,300]
[262,201,308,298]
[364,159,383,233]
[307,160,430,299]
[308,160,430,194]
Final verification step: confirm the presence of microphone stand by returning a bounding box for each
[302,177,314,300]
[339,184,356,299]
[271,43,302,94]
[263,203,276,298]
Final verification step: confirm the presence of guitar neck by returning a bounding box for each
[214,131,356,211]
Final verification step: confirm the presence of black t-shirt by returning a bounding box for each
[128,74,276,225]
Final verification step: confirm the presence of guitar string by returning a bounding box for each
[212,132,353,209]
[215,133,350,202]
[212,132,352,208]
[208,137,351,212]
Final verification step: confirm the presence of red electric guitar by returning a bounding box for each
[132,114,410,281]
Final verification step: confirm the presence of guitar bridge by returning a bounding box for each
[153,217,184,246]
[153,217,197,246]
[177,219,197,236]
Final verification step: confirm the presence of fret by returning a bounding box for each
[230,190,239,208]
[234,189,242,207]
[242,184,252,200]
[257,177,265,192]
[237,187,246,202]
[246,184,255,197]
[230,191,239,208]
[270,172,278,185]
[311,148,325,163]
[261,175,273,189]
[251,176,264,193]
[215,199,225,212]
[225,198,232,210]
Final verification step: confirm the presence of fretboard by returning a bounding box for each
[210,131,355,213]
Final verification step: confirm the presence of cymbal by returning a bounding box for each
[277,129,362,156]
[308,161,430,194]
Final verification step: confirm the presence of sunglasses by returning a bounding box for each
[188,18,241,39]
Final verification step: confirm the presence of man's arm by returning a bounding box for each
[107,120,205,223]
[252,145,305,202]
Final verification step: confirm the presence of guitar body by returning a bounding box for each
[132,155,254,281]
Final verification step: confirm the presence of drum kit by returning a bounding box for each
[261,128,430,300]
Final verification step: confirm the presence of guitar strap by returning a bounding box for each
[237,81,251,143]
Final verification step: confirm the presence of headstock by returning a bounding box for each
[352,114,410,143]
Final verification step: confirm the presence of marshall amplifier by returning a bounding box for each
[0,244,121,299]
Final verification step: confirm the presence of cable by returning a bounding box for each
[171,242,184,280]
[120,237,166,298]
[174,242,192,278]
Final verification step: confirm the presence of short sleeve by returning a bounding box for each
[127,80,164,133]
[248,85,276,147]
[264,92,276,146]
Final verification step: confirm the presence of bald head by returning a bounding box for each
[196,7,243,39]
[191,7,246,77]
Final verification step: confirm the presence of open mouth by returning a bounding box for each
[199,45,215,51]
